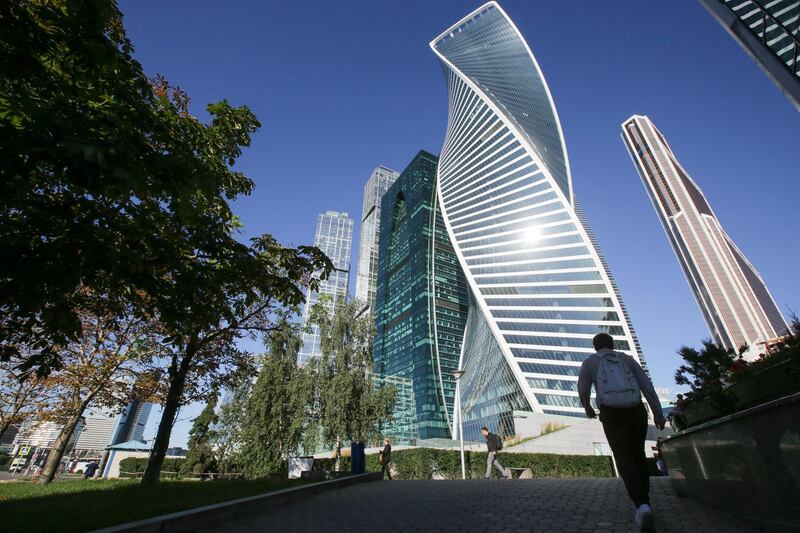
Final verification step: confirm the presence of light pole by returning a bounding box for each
[452,369,466,480]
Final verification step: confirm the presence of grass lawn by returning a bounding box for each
[0,477,308,532]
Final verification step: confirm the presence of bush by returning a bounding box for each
[119,457,187,478]
[313,448,612,479]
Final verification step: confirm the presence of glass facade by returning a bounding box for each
[622,115,787,352]
[354,166,400,314]
[298,210,354,365]
[374,151,469,443]
[431,2,647,426]
[700,0,800,110]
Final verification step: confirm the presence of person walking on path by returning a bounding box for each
[83,460,100,479]
[481,427,511,479]
[379,438,392,480]
[578,333,666,531]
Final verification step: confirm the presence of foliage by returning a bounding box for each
[313,448,613,479]
[312,299,396,466]
[238,318,313,478]
[0,355,53,440]
[0,477,307,532]
[212,381,251,474]
[181,396,219,475]
[674,340,737,397]
[35,298,160,484]
[119,457,186,477]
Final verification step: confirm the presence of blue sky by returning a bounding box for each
[119,0,799,447]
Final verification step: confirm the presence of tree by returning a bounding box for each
[0,356,52,441]
[213,381,251,474]
[674,340,737,398]
[238,318,313,478]
[181,396,219,476]
[313,300,396,469]
[36,298,159,484]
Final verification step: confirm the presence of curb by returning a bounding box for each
[91,472,382,533]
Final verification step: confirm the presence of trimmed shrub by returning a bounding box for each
[313,449,612,479]
[118,457,187,478]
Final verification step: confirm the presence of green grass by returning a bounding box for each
[0,477,308,532]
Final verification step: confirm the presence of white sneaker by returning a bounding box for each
[634,504,655,531]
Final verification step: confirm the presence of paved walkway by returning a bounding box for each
[200,477,757,532]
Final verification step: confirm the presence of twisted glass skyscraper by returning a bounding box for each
[431,2,646,438]
[622,115,787,352]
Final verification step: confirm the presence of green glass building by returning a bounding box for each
[374,150,469,443]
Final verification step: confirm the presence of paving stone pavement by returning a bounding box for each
[199,477,758,533]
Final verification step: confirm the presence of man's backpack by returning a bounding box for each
[594,351,641,408]
[492,433,503,451]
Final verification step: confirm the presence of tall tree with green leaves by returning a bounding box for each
[182,396,219,476]
[212,381,251,474]
[238,318,312,478]
[313,300,396,469]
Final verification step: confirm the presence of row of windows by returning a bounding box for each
[444,155,536,206]
[477,270,602,286]
[486,296,613,308]
[441,126,514,187]
[460,221,577,252]
[466,244,589,268]
[481,283,608,296]
[462,232,582,258]
[534,393,582,409]
[493,308,620,321]
[498,322,625,335]
[511,348,591,362]
[448,172,544,216]
[449,179,551,223]
[452,194,560,233]
[506,335,601,349]
[518,362,581,376]
[526,378,577,392]
[443,141,527,201]
[472,257,596,276]
[457,210,571,243]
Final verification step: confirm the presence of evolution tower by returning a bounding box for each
[431,2,646,438]
[622,115,786,353]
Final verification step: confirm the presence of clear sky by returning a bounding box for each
[118,0,799,447]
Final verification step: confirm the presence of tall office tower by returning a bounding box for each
[431,2,645,439]
[298,210,354,365]
[354,166,400,314]
[374,151,469,443]
[622,115,787,352]
[700,0,800,111]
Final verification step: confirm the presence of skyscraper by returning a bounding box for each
[431,2,646,439]
[374,151,469,442]
[298,210,354,365]
[621,115,787,352]
[354,166,400,314]
[700,0,800,111]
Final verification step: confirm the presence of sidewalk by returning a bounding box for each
[199,477,757,532]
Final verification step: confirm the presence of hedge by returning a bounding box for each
[118,457,187,478]
[314,448,613,479]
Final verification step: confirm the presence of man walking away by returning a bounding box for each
[578,333,665,531]
[83,460,100,479]
[481,427,511,479]
[379,437,392,480]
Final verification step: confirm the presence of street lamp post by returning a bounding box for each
[452,369,466,480]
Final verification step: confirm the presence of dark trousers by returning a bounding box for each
[381,460,392,480]
[600,403,649,507]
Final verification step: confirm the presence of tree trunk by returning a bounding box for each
[37,412,83,485]
[0,417,15,443]
[141,351,192,485]
[334,437,341,472]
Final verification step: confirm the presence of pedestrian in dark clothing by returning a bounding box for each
[83,460,99,479]
[480,427,511,479]
[379,438,392,480]
[578,333,666,531]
